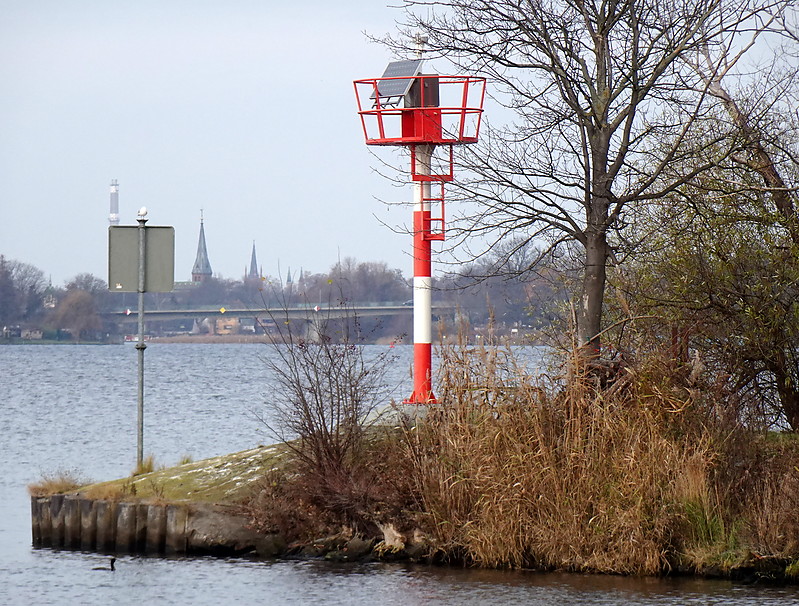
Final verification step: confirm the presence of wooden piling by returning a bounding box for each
[80,498,97,551]
[135,503,149,551]
[165,504,189,554]
[95,500,117,552]
[145,504,167,554]
[37,497,52,547]
[63,496,82,549]
[30,498,42,546]
[49,494,65,548]
[115,502,138,552]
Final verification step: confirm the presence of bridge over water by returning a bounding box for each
[102,304,454,326]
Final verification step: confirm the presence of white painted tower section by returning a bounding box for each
[410,144,435,402]
[413,276,433,343]
[413,147,433,349]
[109,179,120,226]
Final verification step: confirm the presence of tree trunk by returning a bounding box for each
[770,354,799,431]
[580,138,612,355]
[781,389,799,432]
[579,230,608,354]
[709,81,799,243]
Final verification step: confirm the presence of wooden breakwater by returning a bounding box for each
[31,494,283,556]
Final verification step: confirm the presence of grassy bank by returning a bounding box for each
[30,445,287,504]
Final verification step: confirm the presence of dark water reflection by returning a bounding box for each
[3,344,799,605]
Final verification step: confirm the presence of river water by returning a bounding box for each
[2,343,799,605]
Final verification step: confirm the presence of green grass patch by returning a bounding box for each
[79,444,287,504]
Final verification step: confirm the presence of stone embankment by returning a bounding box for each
[32,442,799,577]
[30,445,286,557]
[30,495,283,556]
[30,441,434,562]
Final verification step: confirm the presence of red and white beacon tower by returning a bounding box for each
[354,54,485,403]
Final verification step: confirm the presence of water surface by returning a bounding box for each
[2,344,798,605]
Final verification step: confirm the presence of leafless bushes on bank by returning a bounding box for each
[247,311,799,571]
[253,300,405,536]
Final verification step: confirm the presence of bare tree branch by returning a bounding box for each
[376,0,782,353]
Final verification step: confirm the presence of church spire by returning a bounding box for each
[191,211,213,283]
[247,241,259,280]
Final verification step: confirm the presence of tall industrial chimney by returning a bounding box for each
[109,179,120,225]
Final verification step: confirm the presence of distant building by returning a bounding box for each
[246,242,260,280]
[191,213,213,283]
[43,293,57,309]
[109,179,120,226]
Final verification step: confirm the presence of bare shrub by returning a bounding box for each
[244,431,421,544]
[244,467,338,541]
[256,299,403,534]
[246,307,799,571]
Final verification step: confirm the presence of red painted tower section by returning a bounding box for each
[355,65,485,403]
[410,143,435,402]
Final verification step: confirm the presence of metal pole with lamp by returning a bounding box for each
[108,207,174,469]
[135,206,148,468]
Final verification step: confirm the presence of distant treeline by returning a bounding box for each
[0,252,566,342]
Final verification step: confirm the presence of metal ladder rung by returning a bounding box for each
[423,182,446,241]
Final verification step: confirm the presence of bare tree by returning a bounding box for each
[8,259,47,320]
[688,10,799,238]
[257,296,399,530]
[65,273,107,294]
[0,256,19,327]
[50,290,102,341]
[387,0,786,355]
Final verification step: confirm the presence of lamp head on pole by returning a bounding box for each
[414,33,428,58]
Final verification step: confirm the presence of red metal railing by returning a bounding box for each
[353,75,486,146]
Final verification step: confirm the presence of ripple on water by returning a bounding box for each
[2,344,799,605]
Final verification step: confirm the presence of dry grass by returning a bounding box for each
[397,343,725,573]
[132,454,158,476]
[740,438,799,557]
[82,480,135,501]
[28,469,88,497]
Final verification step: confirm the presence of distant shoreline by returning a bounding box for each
[4,334,537,346]
[147,334,275,344]
[0,336,274,345]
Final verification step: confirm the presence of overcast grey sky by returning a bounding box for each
[0,0,425,286]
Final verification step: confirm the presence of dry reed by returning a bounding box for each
[403,342,721,573]
[244,333,799,574]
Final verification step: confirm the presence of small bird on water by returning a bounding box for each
[92,557,116,571]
